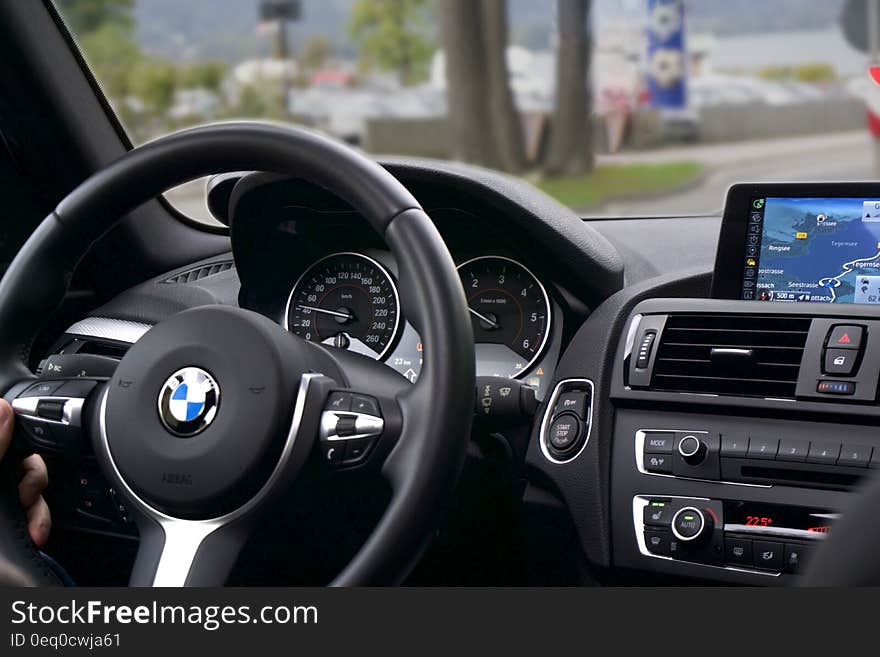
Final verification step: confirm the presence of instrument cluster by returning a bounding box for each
[283,251,559,395]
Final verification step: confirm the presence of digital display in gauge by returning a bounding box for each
[457,256,551,378]
[285,252,400,360]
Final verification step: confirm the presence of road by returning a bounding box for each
[598,131,876,217]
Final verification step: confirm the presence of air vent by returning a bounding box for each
[651,314,811,398]
[162,261,234,285]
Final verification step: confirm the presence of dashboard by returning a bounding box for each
[225,170,598,399]
[37,158,880,586]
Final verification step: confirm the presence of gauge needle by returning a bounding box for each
[297,305,353,321]
[468,307,499,329]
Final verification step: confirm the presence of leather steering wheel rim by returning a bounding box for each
[0,121,475,586]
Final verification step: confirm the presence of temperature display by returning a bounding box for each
[725,501,835,535]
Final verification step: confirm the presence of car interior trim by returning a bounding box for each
[65,317,152,345]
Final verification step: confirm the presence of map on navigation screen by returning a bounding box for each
[742,197,880,304]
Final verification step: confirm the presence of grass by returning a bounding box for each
[535,161,704,210]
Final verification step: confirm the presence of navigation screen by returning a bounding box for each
[742,196,880,303]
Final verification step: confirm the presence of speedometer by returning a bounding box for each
[284,252,400,360]
[457,255,551,379]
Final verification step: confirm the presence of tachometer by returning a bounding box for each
[457,256,551,378]
[285,252,400,360]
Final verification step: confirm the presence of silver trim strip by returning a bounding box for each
[711,348,753,357]
[319,410,384,442]
[622,314,643,361]
[456,255,553,379]
[632,495,780,578]
[98,372,320,587]
[635,429,771,488]
[12,396,85,427]
[65,317,152,345]
[283,252,402,361]
[539,378,594,465]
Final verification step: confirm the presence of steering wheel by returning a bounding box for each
[0,122,475,586]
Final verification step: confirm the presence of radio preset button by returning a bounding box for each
[807,442,841,465]
[777,439,810,462]
[720,435,749,457]
[747,437,779,460]
[838,444,872,467]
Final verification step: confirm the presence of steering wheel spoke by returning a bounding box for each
[99,371,336,587]
[317,389,402,469]
[5,377,105,457]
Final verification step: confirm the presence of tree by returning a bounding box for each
[440,0,499,167]
[543,0,594,176]
[129,60,177,113]
[58,0,139,102]
[348,0,434,86]
[440,0,524,172]
[178,62,228,93]
[482,0,525,173]
[56,0,134,35]
[78,22,142,101]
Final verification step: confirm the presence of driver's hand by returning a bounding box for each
[0,400,51,547]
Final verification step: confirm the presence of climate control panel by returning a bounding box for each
[634,496,827,576]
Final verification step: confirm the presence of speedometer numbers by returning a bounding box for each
[457,256,551,379]
[285,253,400,360]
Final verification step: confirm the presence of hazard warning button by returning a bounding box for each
[827,325,863,351]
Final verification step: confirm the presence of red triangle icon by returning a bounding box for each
[838,333,851,344]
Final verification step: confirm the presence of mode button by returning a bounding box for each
[643,432,674,453]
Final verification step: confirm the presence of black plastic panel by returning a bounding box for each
[613,408,859,585]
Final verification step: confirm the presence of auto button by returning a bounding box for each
[671,507,708,542]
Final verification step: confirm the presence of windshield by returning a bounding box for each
[55,0,878,224]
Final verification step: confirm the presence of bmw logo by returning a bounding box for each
[157,367,220,437]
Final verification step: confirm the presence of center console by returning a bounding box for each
[532,183,880,585]
[603,299,880,584]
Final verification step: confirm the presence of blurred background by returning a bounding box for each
[54,0,880,223]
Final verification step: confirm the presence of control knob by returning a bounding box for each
[671,506,712,543]
[678,434,707,466]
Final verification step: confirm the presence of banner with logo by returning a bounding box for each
[645,0,687,109]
